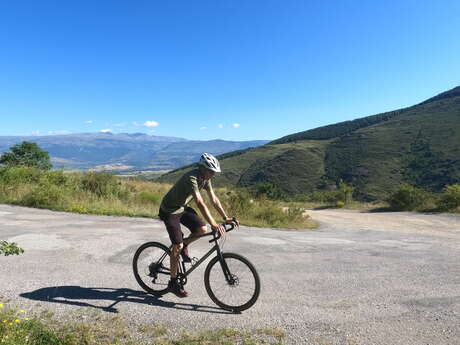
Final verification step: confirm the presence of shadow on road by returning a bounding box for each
[20,286,232,314]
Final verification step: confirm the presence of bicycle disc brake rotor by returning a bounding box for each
[228,274,239,287]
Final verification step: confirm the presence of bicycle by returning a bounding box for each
[132,222,260,312]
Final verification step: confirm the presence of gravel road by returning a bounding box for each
[1,204,459,345]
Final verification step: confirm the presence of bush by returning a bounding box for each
[221,189,253,215]
[253,182,286,200]
[251,201,306,228]
[338,180,354,204]
[0,241,24,256]
[138,191,161,205]
[0,166,42,185]
[252,204,288,227]
[387,184,430,211]
[80,172,126,198]
[336,201,345,208]
[21,183,65,208]
[437,184,460,211]
[42,170,68,186]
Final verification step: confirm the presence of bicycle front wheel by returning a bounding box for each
[133,242,171,296]
[204,252,260,312]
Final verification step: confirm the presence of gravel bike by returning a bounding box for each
[132,222,260,312]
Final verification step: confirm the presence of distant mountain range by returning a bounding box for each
[159,86,460,200]
[0,132,269,171]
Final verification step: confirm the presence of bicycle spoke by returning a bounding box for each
[205,254,260,311]
[133,243,171,295]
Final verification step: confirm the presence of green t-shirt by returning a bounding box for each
[160,169,212,214]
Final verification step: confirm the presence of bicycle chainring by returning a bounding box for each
[178,273,187,286]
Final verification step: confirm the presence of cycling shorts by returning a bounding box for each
[158,207,206,245]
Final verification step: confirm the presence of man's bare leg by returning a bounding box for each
[170,243,183,279]
[183,225,207,247]
[169,243,188,297]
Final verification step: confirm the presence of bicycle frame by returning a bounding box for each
[164,224,235,283]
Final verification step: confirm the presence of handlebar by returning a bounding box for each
[193,219,238,243]
[208,222,236,243]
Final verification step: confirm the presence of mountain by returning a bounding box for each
[159,86,460,200]
[0,132,269,171]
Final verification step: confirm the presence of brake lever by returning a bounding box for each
[209,223,234,243]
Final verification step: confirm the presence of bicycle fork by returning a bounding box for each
[216,247,235,285]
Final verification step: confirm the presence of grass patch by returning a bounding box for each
[0,166,317,229]
[0,304,285,345]
[0,166,170,219]
[208,188,318,229]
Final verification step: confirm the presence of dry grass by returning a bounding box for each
[0,303,285,345]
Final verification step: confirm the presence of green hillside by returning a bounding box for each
[158,86,460,201]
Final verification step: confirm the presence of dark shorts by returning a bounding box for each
[158,207,206,245]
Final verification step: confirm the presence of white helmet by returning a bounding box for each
[199,153,221,172]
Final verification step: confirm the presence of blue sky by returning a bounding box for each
[1,0,459,141]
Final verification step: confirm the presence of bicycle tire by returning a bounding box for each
[133,242,171,296]
[204,252,260,312]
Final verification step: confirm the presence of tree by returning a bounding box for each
[0,141,52,170]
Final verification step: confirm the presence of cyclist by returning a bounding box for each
[158,153,239,298]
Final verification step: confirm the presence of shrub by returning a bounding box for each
[437,184,460,211]
[220,189,253,215]
[336,201,345,208]
[338,180,354,204]
[80,172,126,198]
[252,204,287,227]
[387,184,430,211]
[253,182,286,200]
[138,191,161,205]
[0,166,42,185]
[21,183,65,208]
[0,241,24,256]
[252,201,306,228]
[42,170,68,186]
[284,206,306,222]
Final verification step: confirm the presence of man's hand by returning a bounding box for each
[211,223,226,237]
[224,217,240,227]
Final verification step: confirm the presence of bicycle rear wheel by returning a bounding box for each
[204,252,260,312]
[133,242,171,296]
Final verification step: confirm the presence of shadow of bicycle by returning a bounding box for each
[20,286,232,314]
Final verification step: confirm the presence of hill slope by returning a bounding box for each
[159,86,460,200]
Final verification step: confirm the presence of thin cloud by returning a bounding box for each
[218,124,224,129]
[233,123,241,128]
[85,120,93,124]
[31,130,40,136]
[200,126,208,130]
[48,130,72,135]
[144,121,159,127]
[99,129,112,133]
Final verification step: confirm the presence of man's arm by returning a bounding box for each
[207,187,240,226]
[192,190,223,233]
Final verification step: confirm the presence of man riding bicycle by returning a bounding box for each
[158,153,239,298]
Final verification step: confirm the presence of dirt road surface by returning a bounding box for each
[1,204,459,344]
